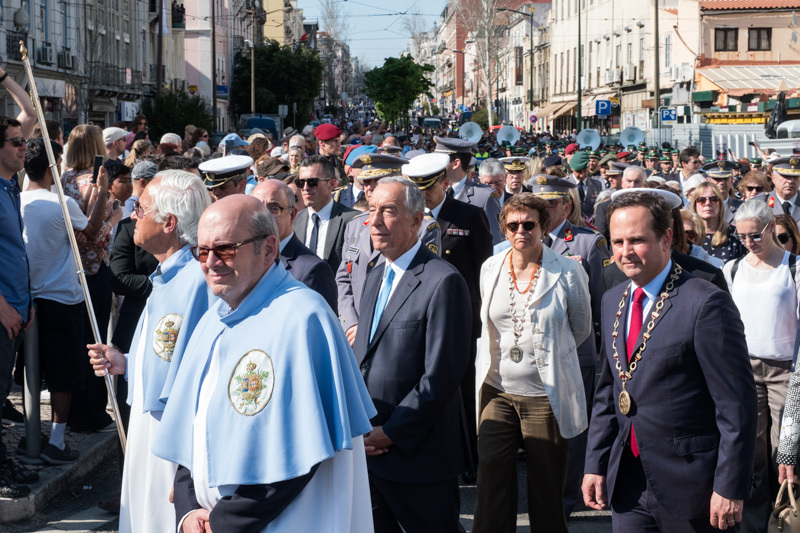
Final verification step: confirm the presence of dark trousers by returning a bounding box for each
[460,335,478,471]
[0,333,23,462]
[370,473,463,533]
[563,363,596,515]
[611,448,736,532]
[68,263,113,432]
[473,385,569,533]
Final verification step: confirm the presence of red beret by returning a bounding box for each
[315,123,342,141]
[616,151,631,159]
[565,143,580,155]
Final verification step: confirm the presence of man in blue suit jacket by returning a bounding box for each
[354,177,471,532]
[583,190,756,532]
[252,180,337,312]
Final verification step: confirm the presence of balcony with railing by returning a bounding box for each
[149,64,165,81]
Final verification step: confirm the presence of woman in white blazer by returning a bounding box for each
[472,193,592,533]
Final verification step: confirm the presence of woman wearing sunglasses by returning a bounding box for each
[776,214,800,254]
[690,181,746,262]
[472,193,591,533]
[722,200,800,529]
[737,170,770,202]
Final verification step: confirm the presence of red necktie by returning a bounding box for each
[627,287,646,457]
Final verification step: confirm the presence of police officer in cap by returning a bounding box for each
[528,175,610,515]
[567,151,606,222]
[199,154,253,200]
[435,136,503,244]
[336,153,441,347]
[404,152,494,483]
[315,123,347,185]
[766,157,800,223]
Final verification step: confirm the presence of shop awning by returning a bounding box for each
[536,101,564,118]
[581,95,597,116]
[697,65,800,95]
[553,102,577,119]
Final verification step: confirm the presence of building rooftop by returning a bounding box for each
[701,0,800,9]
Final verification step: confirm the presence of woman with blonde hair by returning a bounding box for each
[124,139,152,167]
[690,181,745,262]
[61,123,120,433]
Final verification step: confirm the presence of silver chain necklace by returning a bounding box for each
[507,264,542,363]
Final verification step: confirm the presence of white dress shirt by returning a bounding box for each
[305,199,334,258]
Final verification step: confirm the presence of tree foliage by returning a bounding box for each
[141,90,212,141]
[471,108,489,130]
[230,40,323,126]
[364,56,434,126]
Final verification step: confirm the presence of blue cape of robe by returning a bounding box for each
[125,245,215,413]
[152,262,376,486]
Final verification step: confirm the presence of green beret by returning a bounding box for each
[570,151,590,171]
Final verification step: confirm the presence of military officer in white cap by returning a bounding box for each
[336,153,441,347]
[435,136,503,245]
[499,156,531,196]
[198,154,253,200]
[529,175,610,516]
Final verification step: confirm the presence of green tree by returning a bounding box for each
[364,56,434,126]
[141,90,212,142]
[231,40,323,127]
[471,108,489,130]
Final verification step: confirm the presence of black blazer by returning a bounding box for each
[293,201,359,273]
[586,269,756,519]
[280,234,338,314]
[110,218,158,352]
[354,246,472,483]
[437,195,493,333]
[603,249,728,294]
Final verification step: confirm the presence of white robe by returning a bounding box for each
[119,311,178,533]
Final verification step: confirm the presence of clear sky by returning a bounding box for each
[296,0,448,68]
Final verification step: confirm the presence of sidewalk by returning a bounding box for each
[0,387,118,524]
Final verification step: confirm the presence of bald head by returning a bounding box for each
[251,180,297,240]
[197,195,280,308]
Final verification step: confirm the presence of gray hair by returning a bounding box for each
[478,158,505,178]
[150,170,212,246]
[249,209,279,257]
[622,165,647,183]
[734,198,774,226]
[377,176,425,216]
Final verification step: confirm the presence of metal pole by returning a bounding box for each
[577,0,582,129]
[211,0,218,134]
[156,0,164,96]
[19,42,127,451]
[529,12,534,132]
[653,0,661,129]
[250,47,255,114]
[22,302,42,464]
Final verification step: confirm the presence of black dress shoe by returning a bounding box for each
[462,469,477,484]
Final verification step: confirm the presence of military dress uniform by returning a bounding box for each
[529,175,610,514]
[436,136,503,245]
[767,157,800,223]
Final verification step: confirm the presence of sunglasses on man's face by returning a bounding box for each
[6,137,26,148]
[506,221,537,233]
[190,235,267,262]
[296,177,332,189]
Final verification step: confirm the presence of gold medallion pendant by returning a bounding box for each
[619,389,632,415]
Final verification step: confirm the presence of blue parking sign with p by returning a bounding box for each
[661,108,677,123]
[596,100,611,116]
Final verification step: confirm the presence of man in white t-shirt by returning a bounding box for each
[20,139,107,464]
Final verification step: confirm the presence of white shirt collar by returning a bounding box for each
[309,198,334,221]
[776,191,798,205]
[451,176,467,196]
[385,239,422,277]
[429,197,446,219]
[279,234,292,253]
[550,219,567,242]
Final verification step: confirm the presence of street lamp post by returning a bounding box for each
[450,48,466,111]
[496,6,537,131]
[245,39,255,114]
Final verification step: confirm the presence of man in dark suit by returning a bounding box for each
[583,190,756,531]
[404,152,493,482]
[354,176,471,532]
[252,179,337,312]
[293,155,359,272]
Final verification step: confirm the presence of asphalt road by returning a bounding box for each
[5,457,611,532]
